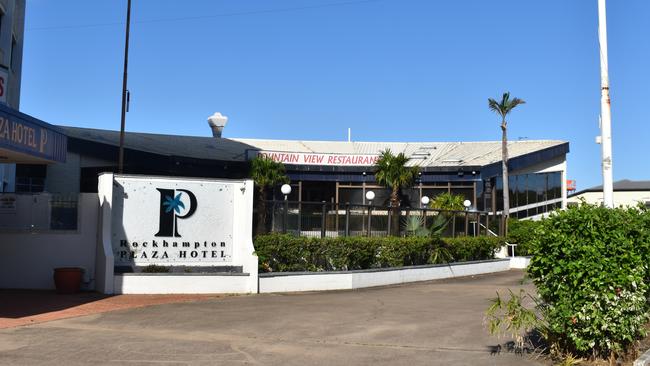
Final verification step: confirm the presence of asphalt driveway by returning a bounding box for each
[0,270,542,365]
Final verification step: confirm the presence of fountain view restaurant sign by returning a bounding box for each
[112,176,234,265]
[0,103,67,163]
[257,150,380,166]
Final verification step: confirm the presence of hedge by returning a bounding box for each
[507,218,542,256]
[254,234,506,272]
[528,204,650,358]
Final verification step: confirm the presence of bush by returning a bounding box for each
[254,234,506,272]
[507,218,542,256]
[527,204,650,358]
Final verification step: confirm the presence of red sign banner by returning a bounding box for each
[258,151,380,166]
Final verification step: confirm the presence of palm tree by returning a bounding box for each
[488,92,526,235]
[250,156,289,235]
[374,149,419,236]
[429,192,465,211]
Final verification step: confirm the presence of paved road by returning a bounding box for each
[0,270,543,365]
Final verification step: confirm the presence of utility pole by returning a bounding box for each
[118,0,132,174]
[597,0,614,208]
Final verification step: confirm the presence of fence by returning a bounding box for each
[0,193,79,231]
[261,200,502,238]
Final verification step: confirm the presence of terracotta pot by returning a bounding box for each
[53,267,83,294]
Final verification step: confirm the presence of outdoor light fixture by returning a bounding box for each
[463,200,472,210]
[281,184,292,200]
[365,190,375,204]
[421,196,430,207]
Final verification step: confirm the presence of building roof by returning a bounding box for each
[570,180,650,197]
[233,138,567,168]
[61,126,568,170]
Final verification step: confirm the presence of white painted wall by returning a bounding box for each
[259,259,511,293]
[114,274,253,294]
[568,191,650,208]
[0,193,98,289]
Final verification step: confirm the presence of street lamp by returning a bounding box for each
[365,190,375,205]
[365,190,375,237]
[420,195,430,227]
[280,184,291,234]
[281,184,292,200]
[463,200,472,211]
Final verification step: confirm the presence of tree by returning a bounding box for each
[429,192,465,211]
[488,92,525,235]
[374,149,419,236]
[250,156,289,235]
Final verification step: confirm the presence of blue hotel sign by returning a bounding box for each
[0,103,66,163]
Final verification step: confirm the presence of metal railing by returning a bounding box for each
[259,200,502,238]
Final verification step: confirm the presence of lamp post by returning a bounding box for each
[117,0,132,174]
[421,196,430,227]
[366,190,375,236]
[281,184,291,233]
[463,200,472,236]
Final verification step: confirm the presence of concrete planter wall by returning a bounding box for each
[114,273,252,294]
[259,259,511,293]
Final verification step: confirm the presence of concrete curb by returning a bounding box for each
[634,349,650,366]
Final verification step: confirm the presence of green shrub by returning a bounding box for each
[527,204,650,358]
[507,218,542,256]
[254,234,506,272]
[140,264,170,273]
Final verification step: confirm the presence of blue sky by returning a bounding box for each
[20,0,650,189]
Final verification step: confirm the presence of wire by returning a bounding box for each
[27,0,385,31]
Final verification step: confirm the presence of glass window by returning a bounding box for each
[495,177,503,211]
[551,172,562,200]
[401,188,420,208]
[338,187,364,205]
[10,36,17,71]
[537,174,547,203]
[516,174,527,208]
[50,197,78,230]
[527,174,539,205]
[507,175,517,208]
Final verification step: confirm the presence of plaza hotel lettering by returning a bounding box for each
[118,239,229,260]
[0,116,49,153]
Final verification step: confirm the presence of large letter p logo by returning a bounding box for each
[154,188,197,237]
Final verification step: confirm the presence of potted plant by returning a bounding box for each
[53,267,84,294]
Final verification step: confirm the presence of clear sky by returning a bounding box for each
[19,0,650,190]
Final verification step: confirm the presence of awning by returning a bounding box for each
[0,104,66,163]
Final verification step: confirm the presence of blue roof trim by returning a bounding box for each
[0,104,67,163]
[481,142,569,178]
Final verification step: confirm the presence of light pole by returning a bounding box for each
[366,190,375,237]
[117,0,132,174]
[463,200,472,236]
[421,195,430,208]
[421,195,430,227]
[281,184,291,234]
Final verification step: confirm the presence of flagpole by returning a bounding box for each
[597,0,614,208]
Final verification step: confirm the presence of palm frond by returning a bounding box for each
[488,92,525,119]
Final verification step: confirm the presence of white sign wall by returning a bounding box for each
[111,176,235,265]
